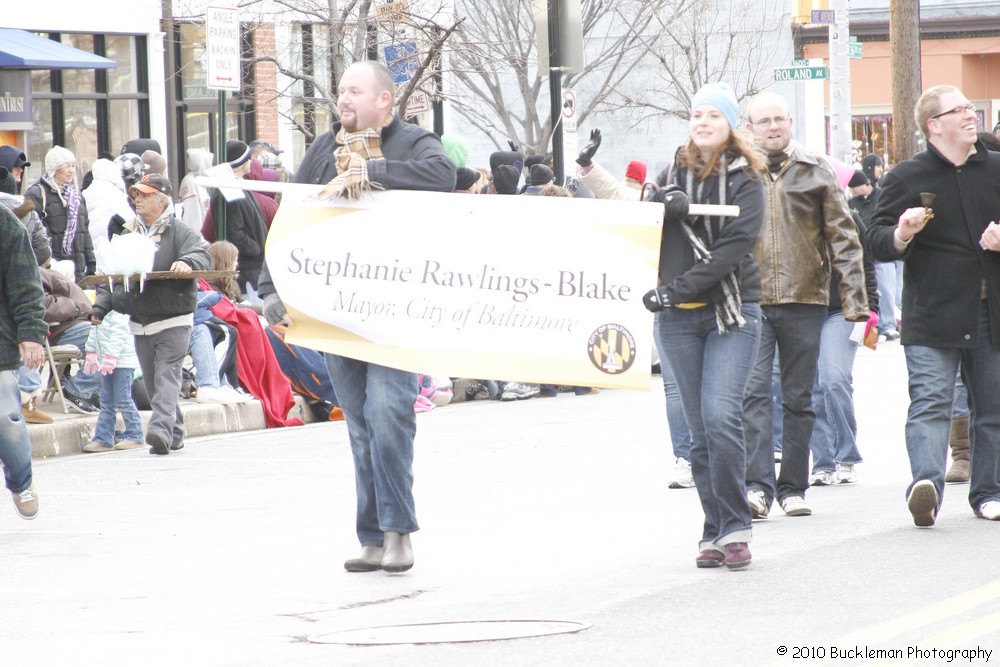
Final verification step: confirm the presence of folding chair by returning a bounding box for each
[41,338,86,415]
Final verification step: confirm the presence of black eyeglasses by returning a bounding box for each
[931,103,976,120]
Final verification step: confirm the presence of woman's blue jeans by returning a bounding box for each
[93,368,144,445]
[809,314,863,473]
[656,304,761,550]
[653,332,692,461]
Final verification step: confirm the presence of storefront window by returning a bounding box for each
[851,114,893,166]
[109,99,140,156]
[27,33,147,179]
[179,24,212,100]
[106,34,137,94]
[63,99,98,178]
[26,101,53,187]
[61,34,96,93]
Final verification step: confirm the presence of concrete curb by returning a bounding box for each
[28,395,318,459]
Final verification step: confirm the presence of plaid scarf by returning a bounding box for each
[60,183,80,256]
[317,127,385,200]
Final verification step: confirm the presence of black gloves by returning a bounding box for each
[642,286,671,312]
[648,184,690,223]
[576,129,602,167]
[262,293,288,326]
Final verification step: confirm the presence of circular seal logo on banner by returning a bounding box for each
[587,323,636,375]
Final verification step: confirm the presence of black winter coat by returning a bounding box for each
[24,178,95,283]
[867,140,1000,349]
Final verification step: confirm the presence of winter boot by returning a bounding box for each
[945,415,970,484]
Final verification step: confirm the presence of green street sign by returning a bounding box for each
[773,66,829,82]
[849,42,862,59]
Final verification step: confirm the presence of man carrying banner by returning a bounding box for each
[260,60,455,573]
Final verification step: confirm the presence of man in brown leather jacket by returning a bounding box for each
[742,92,870,519]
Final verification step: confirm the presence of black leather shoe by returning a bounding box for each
[147,433,170,456]
[170,440,184,451]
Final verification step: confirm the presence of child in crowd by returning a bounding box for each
[82,310,144,452]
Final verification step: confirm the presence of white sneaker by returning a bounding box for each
[836,463,858,484]
[748,490,769,519]
[196,386,252,404]
[780,495,813,517]
[977,500,1000,521]
[668,458,694,489]
[809,470,837,487]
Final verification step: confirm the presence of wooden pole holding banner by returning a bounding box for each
[192,175,740,218]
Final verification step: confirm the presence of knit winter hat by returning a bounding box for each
[625,160,647,184]
[528,163,554,186]
[489,150,524,175]
[44,145,76,176]
[861,153,883,182]
[455,167,480,191]
[141,150,167,176]
[226,140,252,168]
[691,82,740,128]
[491,164,519,195]
[847,169,869,188]
[114,153,146,187]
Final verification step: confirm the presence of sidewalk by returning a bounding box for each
[26,393,319,459]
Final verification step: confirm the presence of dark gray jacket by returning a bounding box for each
[258,115,456,296]
[92,216,210,327]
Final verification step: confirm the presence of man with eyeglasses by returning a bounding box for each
[741,92,869,520]
[867,85,1000,527]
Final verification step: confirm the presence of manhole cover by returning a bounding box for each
[308,619,591,645]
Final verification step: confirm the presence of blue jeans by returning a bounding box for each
[903,302,1000,511]
[744,304,827,506]
[0,370,33,493]
[55,321,102,398]
[874,261,898,334]
[189,324,221,389]
[809,314,863,473]
[92,368,144,445]
[953,371,970,419]
[656,304,760,549]
[653,332,691,460]
[325,353,419,545]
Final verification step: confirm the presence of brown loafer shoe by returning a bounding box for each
[696,549,725,568]
[724,543,752,570]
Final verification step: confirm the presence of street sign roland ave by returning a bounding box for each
[206,5,241,92]
[773,66,828,82]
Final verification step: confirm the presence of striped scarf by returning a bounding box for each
[317,127,385,200]
[680,154,747,333]
[60,183,80,256]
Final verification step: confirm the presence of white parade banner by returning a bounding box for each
[264,190,662,390]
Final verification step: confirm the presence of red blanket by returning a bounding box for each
[203,280,304,428]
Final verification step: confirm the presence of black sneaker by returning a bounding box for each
[63,390,98,414]
[147,432,170,456]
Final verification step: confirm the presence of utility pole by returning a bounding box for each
[828,0,852,164]
[889,0,922,162]
[546,0,564,183]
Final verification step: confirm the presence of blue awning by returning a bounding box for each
[0,29,117,70]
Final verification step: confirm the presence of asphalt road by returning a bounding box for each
[1,340,998,666]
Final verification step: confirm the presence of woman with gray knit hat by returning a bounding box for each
[24,146,95,284]
[642,81,766,570]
